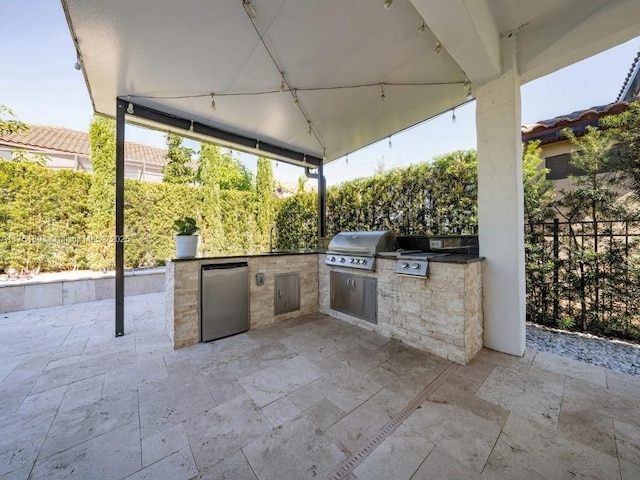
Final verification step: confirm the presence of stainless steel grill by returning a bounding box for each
[325,230,395,271]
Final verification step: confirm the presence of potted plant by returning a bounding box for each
[173,217,200,258]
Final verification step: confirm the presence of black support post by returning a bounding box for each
[115,99,125,337]
[318,162,327,240]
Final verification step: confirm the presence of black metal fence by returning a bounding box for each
[525,219,640,340]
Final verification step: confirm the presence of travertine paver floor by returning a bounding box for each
[1,292,640,479]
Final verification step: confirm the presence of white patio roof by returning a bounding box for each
[62,0,640,166]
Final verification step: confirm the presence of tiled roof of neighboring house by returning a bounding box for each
[521,101,630,144]
[617,47,640,102]
[0,124,169,166]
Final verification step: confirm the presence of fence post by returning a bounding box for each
[553,218,559,322]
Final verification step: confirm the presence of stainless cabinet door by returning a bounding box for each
[201,264,249,341]
[275,273,300,315]
[330,271,351,313]
[351,275,377,324]
[330,271,377,324]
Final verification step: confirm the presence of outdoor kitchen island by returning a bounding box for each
[166,250,483,365]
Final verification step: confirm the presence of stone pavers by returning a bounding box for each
[0,293,639,479]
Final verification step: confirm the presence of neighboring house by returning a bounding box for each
[521,102,629,185]
[521,47,640,198]
[0,125,169,183]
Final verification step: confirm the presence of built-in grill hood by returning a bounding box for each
[325,230,395,271]
[327,230,395,255]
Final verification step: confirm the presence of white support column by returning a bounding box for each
[476,36,526,356]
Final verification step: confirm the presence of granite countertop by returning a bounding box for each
[171,250,321,262]
[171,250,483,264]
[376,254,483,264]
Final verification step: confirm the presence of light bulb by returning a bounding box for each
[189,121,194,132]
[388,137,392,149]
[380,84,386,102]
[243,0,257,19]
[74,60,81,70]
[451,108,457,123]
[384,0,393,9]
[210,94,216,111]
[126,102,134,115]
[307,122,312,136]
[435,42,442,55]
[418,22,426,35]
[280,79,285,93]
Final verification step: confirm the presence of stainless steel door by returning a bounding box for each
[201,262,249,342]
[330,271,377,324]
[351,275,377,324]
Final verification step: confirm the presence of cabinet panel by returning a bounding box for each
[274,273,300,315]
[352,275,377,323]
[330,271,377,324]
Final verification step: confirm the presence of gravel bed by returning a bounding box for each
[527,323,640,376]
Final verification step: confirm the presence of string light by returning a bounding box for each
[346,155,349,165]
[74,58,81,70]
[451,107,457,123]
[323,149,327,162]
[435,42,442,55]
[380,84,386,102]
[123,80,464,102]
[418,21,426,35]
[388,136,392,149]
[384,0,393,9]
[280,78,286,93]
[256,139,260,149]
[242,0,257,19]
[293,90,299,106]
[210,93,216,111]
[189,121,194,132]
[307,121,312,136]
[126,97,134,115]
[303,154,307,163]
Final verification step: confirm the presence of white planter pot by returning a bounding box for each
[175,235,198,259]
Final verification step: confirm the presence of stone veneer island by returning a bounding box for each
[166,253,483,364]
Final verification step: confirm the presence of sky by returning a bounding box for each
[2,1,639,187]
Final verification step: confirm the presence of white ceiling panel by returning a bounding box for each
[62,0,640,166]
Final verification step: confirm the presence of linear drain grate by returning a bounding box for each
[327,362,459,480]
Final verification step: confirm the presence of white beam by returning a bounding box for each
[411,0,501,85]
[476,35,526,356]
[519,0,640,83]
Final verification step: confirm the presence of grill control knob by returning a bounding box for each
[400,262,409,269]
[350,258,356,264]
[330,256,336,262]
[360,259,367,265]
[411,263,421,270]
[339,257,346,263]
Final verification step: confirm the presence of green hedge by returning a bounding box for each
[0,160,268,272]
[0,150,478,272]
[276,150,478,250]
[0,161,91,272]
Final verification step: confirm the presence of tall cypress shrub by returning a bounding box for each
[86,116,116,270]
